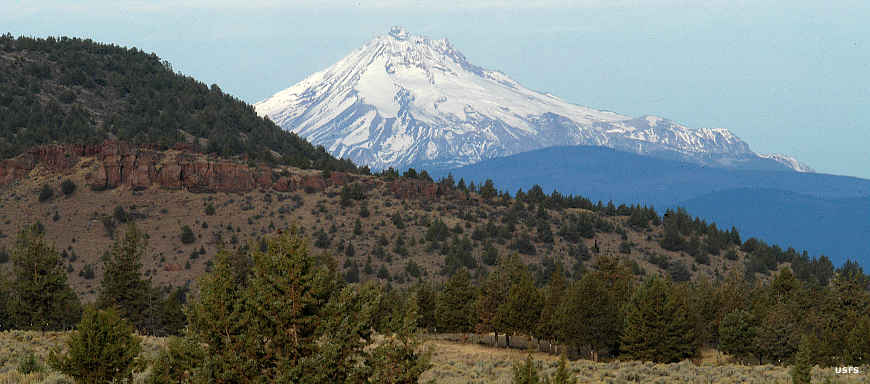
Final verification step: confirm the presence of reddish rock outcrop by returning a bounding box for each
[0,141,343,195]
[328,172,354,187]
[389,179,443,201]
[299,175,327,192]
[1,141,445,202]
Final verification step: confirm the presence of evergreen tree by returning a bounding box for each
[512,354,542,384]
[414,282,437,332]
[7,224,81,330]
[790,336,813,384]
[436,269,476,333]
[480,179,498,201]
[367,291,432,384]
[49,307,142,384]
[187,229,428,383]
[186,247,256,381]
[754,303,800,365]
[558,272,622,360]
[97,223,152,332]
[544,354,576,384]
[621,278,696,363]
[660,223,684,252]
[146,335,205,384]
[535,265,567,349]
[498,266,542,347]
[476,256,519,346]
[718,310,757,364]
[156,287,188,337]
[844,315,870,365]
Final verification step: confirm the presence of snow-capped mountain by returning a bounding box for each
[256,27,809,172]
[758,154,815,173]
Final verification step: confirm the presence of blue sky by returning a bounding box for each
[4,0,869,178]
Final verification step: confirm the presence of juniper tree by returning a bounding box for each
[49,307,142,384]
[558,271,622,360]
[414,282,438,332]
[535,264,567,350]
[718,310,757,364]
[544,354,576,384]
[366,290,432,384]
[476,254,523,346]
[621,277,696,363]
[511,354,542,384]
[97,223,151,331]
[436,268,476,333]
[790,336,813,384]
[498,265,542,347]
[146,335,205,384]
[7,224,81,330]
[754,303,800,364]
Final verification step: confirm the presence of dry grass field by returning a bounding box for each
[0,331,866,384]
[422,338,868,383]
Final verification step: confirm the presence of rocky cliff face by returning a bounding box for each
[0,141,454,201]
[0,141,356,194]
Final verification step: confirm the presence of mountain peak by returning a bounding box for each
[255,29,809,173]
[388,26,410,40]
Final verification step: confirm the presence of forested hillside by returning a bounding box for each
[0,34,357,172]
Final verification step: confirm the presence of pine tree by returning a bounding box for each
[844,315,870,365]
[790,336,813,384]
[146,335,205,384]
[754,302,800,364]
[7,224,81,330]
[535,265,567,351]
[367,291,433,384]
[558,272,621,360]
[512,354,542,384]
[686,278,720,347]
[186,247,255,381]
[620,277,696,363]
[414,282,438,332]
[188,229,428,383]
[544,354,576,384]
[476,258,514,346]
[49,307,142,384]
[499,265,542,347]
[480,179,498,201]
[718,310,757,364]
[436,269,476,333]
[97,223,152,332]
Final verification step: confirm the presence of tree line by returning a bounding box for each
[417,254,869,367]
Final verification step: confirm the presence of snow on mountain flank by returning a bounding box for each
[759,154,815,173]
[256,27,811,172]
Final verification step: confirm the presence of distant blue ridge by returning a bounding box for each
[430,146,870,269]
